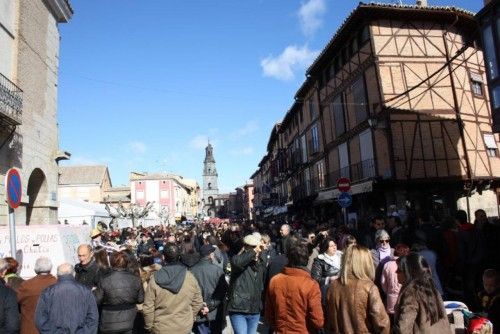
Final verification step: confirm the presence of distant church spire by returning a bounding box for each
[202,143,219,218]
[204,142,215,163]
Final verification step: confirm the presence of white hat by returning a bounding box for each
[243,234,261,247]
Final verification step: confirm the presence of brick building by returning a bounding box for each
[252,3,500,224]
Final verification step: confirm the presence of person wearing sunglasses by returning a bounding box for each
[371,229,394,270]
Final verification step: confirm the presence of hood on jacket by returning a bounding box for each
[181,251,200,268]
[154,263,187,294]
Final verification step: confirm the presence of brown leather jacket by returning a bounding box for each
[325,278,390,334]
[393,281,452,334]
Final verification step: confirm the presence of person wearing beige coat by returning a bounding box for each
[143,244,204,334]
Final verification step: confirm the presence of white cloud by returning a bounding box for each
[128,141,147,154]
[230,121,259,139]
[261,45,320,81]
[230,146,254,156]
[298,0,326,36]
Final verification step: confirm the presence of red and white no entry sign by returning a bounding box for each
[337,177,351,193]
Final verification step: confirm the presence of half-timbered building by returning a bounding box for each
[252,2,500,223]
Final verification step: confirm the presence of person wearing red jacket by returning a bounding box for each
[265,238,324,333]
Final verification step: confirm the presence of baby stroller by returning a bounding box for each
[444,301,493,334]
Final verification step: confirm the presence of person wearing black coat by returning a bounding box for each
[191,245,228,334]
[95,251,144,333]
[137,233,154,256]
[0,258,20,334]
[75,244,100,289]
[227,234,267,334]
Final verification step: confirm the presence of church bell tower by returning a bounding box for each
[202,143,219,217]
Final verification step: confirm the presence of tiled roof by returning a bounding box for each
[307,2,475,75]
[59,165,109,185]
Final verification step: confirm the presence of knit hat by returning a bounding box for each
[243,234,261,247]
[200,244,216,257]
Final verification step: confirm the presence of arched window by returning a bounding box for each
[208,182,212,189]
[208,196,213,204]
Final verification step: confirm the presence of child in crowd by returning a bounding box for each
[477,269,500,333]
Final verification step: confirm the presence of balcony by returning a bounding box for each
[351,158,376,181]
[326,158,376,187]
[0,72,23,126]
[291,177,323,201]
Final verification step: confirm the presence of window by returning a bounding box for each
[316,160,325,189]
[359,25,370,45]
[208,182,212,189]
[470,72,484,96]
[339,142,349,178]
[309,99,317,120]
[472,81,483,96]
[304,168,311,196]
[300,134,307,163]
[311,124,320,153]
[332,95,346,137]
[350,37,358,56]
[483,24,499,80]
[493,85,500,109]
[484,133,498,157]
[352,76,368,124]
[208,196,213,204]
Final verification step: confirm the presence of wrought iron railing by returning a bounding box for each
[291,176,324,201]
[326,158,376,187]
[0,72,23,125]
[350,158,376,181]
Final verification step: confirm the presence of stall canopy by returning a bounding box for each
[58,198,111,227]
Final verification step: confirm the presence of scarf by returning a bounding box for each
[377,246,392,262]
[320,252,341,269]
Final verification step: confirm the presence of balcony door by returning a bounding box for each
[359,129,374,179]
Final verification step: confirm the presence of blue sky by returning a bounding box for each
[58,0,482,192]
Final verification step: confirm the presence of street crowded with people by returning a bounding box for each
[0,211,499,334]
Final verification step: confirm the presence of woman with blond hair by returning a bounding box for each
[325,245,390,334]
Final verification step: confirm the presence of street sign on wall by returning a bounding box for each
[337,177,351,193]
[5,168,22,209]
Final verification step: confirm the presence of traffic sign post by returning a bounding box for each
[5,168,22,259]
[337,178,352,225]
[337,177,351,193]
[338,192,352,208]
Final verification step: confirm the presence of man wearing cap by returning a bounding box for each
[191,244,228,334]
[227,233,266,334]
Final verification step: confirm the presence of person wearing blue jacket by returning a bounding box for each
[35,263,98,334]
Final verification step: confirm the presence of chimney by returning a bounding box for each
[416,0,428,6]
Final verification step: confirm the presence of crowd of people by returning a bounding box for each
[0,208,499,333]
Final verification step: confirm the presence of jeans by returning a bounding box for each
[192,321,223,334]
[229,313,260,334]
